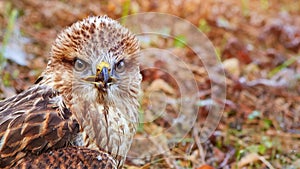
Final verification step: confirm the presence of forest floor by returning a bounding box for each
[0,0,299,168]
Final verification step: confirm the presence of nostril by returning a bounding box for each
[107,78,113,83]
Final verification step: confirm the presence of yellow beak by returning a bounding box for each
[96,62,110,75]
[83,61,116,91]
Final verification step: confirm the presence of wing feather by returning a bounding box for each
[0,85,79,168]
[13,146,117,169]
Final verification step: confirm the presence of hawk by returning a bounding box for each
[0,16,141,168]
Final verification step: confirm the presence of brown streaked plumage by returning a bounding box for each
[14,147,117,169]
[0,16,141,168]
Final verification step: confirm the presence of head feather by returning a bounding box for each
[49,16,139,66]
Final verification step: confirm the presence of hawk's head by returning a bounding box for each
[43,16,141,106]
[39,16,141,167]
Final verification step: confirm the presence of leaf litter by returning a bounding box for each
[0,0,300,168]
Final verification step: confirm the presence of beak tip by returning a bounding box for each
[101,67,110,83]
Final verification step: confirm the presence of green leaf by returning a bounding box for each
[121,0,131,24]
[268,57,298,78]
[258,144,267,154]
[3,72,11,87]
[236,149,246,160]
[247,144,266,154]
[198,19,211,33]
[262,118,272,129]
[173,35,186,48]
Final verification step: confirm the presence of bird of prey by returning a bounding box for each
[0,16,141,169]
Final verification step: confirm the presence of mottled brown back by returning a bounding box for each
[0,85,79,168]
[13,146,117,169]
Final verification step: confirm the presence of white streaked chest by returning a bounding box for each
[72,103,137,158]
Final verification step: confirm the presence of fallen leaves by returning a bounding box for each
[234,153,274,169]
[1,0,300,168]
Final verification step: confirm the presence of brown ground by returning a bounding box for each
[0,0,299,168]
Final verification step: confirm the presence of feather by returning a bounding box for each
[0,85,79,168]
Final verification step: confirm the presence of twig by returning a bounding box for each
[193,126,206,164]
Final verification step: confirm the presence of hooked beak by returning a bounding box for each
[96,61,110,85]
[83,61,116,91]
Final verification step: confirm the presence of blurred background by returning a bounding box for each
[0,0,299,168]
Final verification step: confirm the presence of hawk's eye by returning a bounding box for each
[115,59,125,73]
[74,58,87,71]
